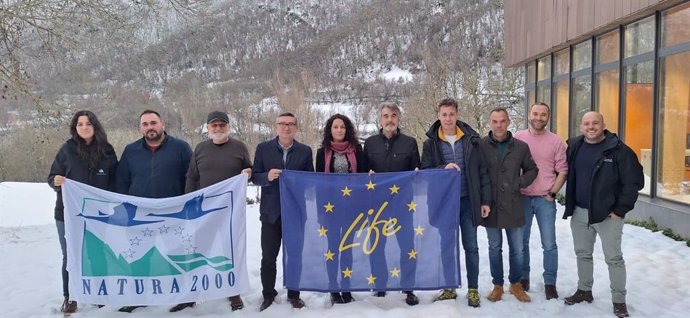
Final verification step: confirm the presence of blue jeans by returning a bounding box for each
[486,227,523,285]
[459,197,479,289]
[521,196,558,285]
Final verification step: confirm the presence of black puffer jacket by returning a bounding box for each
[48,137,118,221]
[563,131,644,224]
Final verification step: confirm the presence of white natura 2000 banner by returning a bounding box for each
[62,174,249,306]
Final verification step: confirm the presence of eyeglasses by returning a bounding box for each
[276,122,297,128]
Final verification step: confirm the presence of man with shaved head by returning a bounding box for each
[562,112,643,318]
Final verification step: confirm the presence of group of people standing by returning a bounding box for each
[48,98,643,318]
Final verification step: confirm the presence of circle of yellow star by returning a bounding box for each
[408,249,417,259]
[407,201,417,212]
[367,274,377,285]
[318,226,328,236]
[324,202,334,213]
[414,225,425,236]
[342,267,353,278]
[366,180,375,190]
[324,250,335,261]
[389,184,400,194]
[341,186,352,196]
[390,267,400,278]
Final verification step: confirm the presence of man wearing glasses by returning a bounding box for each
[251,112,314,311]
[169,111,253,312]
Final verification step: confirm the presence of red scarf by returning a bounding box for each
[324,141,357,173]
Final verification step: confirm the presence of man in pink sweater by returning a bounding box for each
[514,102,568,301]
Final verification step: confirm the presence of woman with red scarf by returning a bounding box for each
[315,114,367,305]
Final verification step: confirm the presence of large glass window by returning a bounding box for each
[595,30,620,133]
[571,75,592,137]
[625,17,655,58]
[536,55,552,105]
[553,48,570,139]
[624,60,654,195]
[658,54,690,204]
[572,40,592,137]
[553,79,570,140]
[661,2,690,48]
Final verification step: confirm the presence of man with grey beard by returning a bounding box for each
[184,111,252,192]
[169,111,252,312]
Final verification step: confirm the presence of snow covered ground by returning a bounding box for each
[0,182,688,317]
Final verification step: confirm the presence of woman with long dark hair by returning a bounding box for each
[48,110,118,313]
[315,114,367,304]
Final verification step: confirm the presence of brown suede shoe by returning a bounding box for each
[520,279,530,292]
[564,289,593,305]
[613,302,630,317]
[545,284,559,300]
[486,284,504,302]
[509,282,531,302]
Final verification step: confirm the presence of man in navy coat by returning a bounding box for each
[252,112,314,311]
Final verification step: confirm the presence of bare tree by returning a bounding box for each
[0,0,208,105]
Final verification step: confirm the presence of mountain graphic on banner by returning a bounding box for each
[82,229,181,277]
[82,229,235,276]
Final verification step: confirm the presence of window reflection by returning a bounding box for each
[571,75,592,137]
[553,80,570,140]
[595,69,620,133]
[658,52,690,203]
[573,41,592,71]
[624,60,654,195]
[538,55,551,81]
[554,49,569,76]
[662,2,690,48]
[625,17,655,58]
[597,31,620,65]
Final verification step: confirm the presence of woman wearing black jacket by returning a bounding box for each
[315,114,367,305]
[47,110,118,314]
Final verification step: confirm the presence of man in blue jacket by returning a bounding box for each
[562,112,643,318]
[252,112,314,311]
[115,109,192,312]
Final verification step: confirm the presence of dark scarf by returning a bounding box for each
[324,141,357,173]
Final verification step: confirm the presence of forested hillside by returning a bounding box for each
[0,0,523,181]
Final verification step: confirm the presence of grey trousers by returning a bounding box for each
[570,206,626,303]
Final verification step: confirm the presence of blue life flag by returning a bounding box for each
[279,169,461,292]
